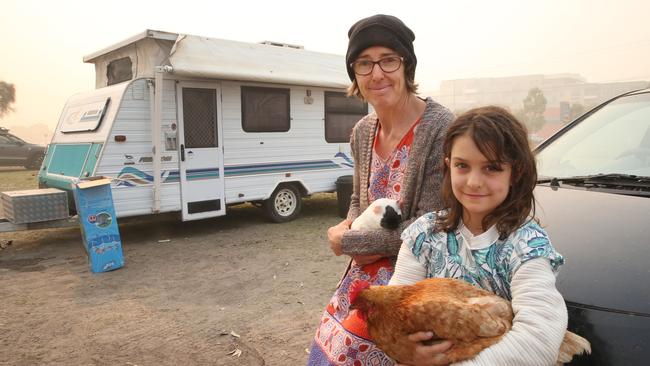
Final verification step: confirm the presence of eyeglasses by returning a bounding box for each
[350,56,403,76]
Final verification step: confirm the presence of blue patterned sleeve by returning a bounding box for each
[400,212,439,267]
[509,220,565,275]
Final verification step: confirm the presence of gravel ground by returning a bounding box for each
[0,168,349,365]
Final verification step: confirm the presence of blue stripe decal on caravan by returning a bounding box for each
[115,167,217,187]
[113,153,354,187]
[224,159,340,176]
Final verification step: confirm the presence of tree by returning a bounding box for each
[0,81,16,119]
[521,87,547,133]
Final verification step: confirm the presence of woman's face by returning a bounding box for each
[446,133,512,230]
[353,46,408,110]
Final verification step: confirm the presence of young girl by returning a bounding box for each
[389,106,568,366]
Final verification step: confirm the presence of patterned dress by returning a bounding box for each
[401,211,564,299]
[367,119,419,203]
[307,120,419,366]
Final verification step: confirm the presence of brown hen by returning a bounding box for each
[349,278,590,365]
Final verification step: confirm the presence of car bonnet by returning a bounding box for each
[535,185,650,315]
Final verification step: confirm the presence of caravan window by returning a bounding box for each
[324,92,368,143]
[241,86,290,132]
[107,57,133,86]
[182,88,218,148]
[61,98,111,133]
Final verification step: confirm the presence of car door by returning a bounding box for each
[0,134,26,166]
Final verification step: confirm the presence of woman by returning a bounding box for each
[307,14,454,366]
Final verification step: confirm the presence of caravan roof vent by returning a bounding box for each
[259,41,304,50]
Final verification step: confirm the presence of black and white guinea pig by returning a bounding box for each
[350,198,402,231]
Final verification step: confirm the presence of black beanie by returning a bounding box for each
[346,14,416,81]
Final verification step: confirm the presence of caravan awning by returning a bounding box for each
[168,35,350,89]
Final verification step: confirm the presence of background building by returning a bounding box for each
[430,74,648,144]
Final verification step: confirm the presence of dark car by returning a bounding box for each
[0,127,45,169]
[534,88,650,365]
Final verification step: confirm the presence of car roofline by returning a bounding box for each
[535,87,650,152]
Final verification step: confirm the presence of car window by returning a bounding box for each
[537,92,650,178]
[0,135,10,144]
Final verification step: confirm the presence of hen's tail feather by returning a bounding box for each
[556,331,591,365]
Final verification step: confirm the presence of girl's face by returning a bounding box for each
[354,46,407,109]
[446,133,512,231]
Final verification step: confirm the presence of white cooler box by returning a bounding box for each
[1,188,69,224]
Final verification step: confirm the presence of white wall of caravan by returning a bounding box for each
[95,79,182,217]
[51,82,130,144]
[92,78,352,218]
[219,81,352,203]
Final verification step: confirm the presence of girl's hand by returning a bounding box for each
[396,331,453,366]
[327,219,351,256]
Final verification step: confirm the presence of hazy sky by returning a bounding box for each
[1,0,649,134]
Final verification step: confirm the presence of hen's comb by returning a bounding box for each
[348,280,371,305]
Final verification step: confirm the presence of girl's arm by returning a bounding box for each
[453,258,568,366]
[388,241,427,285]
[390,240,453,366]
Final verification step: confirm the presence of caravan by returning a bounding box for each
[39,30,365,222]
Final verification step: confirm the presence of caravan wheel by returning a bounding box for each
[263,184,302,223]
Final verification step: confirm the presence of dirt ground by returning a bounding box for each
[0,168,350,365]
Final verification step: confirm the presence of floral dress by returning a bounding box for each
[307,120,419,366]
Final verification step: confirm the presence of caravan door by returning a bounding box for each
[176,82,226,221]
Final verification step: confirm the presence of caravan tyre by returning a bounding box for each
[263,184,302,223]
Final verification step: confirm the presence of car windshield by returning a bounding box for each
[537,91,650,179]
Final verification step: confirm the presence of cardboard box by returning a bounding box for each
[0,188,69,224]
[74,177,124,273]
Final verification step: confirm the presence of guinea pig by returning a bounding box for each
[351,198,402,231]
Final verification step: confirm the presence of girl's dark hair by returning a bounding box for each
[437,106,537,238]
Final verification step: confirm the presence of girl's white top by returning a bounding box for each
[389,212,568,366]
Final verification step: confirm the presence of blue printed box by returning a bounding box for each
[74,177,124,273]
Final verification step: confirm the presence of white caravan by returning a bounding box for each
[39,30,366,222]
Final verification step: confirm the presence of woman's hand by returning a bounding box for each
[327,219,351,256]
[396,332,453,366]
[351,254,383,266]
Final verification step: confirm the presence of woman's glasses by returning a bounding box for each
[350,56,403,76]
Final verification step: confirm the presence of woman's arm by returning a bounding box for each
[346,124,362,223]
[340,140,442,256]
[453,258,568,366]
[341,102,452,257]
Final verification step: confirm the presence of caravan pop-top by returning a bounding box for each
[39,30,366,222]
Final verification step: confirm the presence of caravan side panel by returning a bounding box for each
[220,81,353,203]
[95,79,182,217]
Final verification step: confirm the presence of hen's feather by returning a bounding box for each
[351,278,590,364]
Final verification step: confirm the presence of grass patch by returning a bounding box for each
[0,167,40,192]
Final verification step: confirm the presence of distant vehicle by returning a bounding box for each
[0,127,45,169]
[534,88,650,365]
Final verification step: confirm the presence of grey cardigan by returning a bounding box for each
[341,97,454,256]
